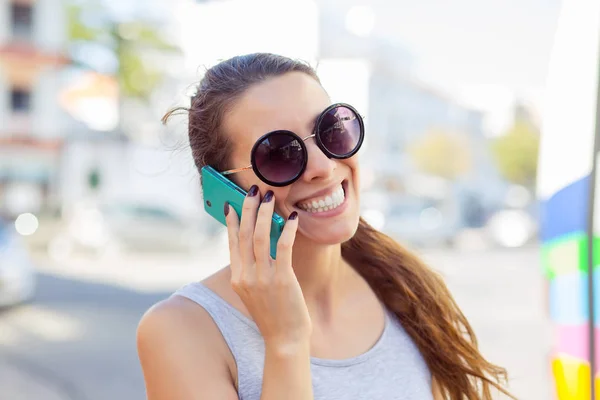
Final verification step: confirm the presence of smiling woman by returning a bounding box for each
[136,53,513,400]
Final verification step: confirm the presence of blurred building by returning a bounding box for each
[69,0,505,244]
[318,1,498,170]
[361,65,504,241]
[316,0,506,242]
[0,0,69,218]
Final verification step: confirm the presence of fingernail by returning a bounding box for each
[288,211,298,220]
[247,185,258,197]
[262,190,274,203]
[223,202,229,216]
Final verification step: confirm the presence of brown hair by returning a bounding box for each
[163,53,513,400]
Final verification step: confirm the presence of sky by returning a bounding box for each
[169,0,564,136]
[368,0,563,134]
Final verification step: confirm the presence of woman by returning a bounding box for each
[137,53,512,400]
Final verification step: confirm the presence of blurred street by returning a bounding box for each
[0,244,551,400]
[0,0,582,398]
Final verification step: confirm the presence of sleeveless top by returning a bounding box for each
[172,282,433,400]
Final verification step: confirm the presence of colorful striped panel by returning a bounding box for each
[549,271,600,325]
[556,325,589,360]
[550,272,588,324]
[542,233,587,279]
[541,234,600,279]
[540,176,591,242]
[552,356,590,400]
[554,325,600,368]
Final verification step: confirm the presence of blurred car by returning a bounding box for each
[0,218,36,307]
[50,201,208,257]
[381,196,461,248]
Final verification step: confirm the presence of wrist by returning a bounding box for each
[264,338,311,358]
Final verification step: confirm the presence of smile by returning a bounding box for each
[297,183,345,213]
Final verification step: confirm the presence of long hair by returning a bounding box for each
[163,53,513,400]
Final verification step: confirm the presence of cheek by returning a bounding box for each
[233,176,254,193]
[346,156,360,170]
[272,187,292,210]
[342,158,361,196]
[247,182,290,208]
[341,158,360,181]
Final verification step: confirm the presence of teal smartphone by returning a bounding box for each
[200,166,285,259]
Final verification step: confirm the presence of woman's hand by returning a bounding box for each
[224,185,312,349]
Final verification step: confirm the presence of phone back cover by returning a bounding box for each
[201,166,285,258]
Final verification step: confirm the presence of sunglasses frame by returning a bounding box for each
[221,102,365,187]
[249,130,309,187]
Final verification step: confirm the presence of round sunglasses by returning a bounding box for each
[220,103,365,187]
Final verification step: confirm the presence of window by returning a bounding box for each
[11,3,33,41]
[11,89,31,112]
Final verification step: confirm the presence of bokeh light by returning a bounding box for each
[14,213,39,236]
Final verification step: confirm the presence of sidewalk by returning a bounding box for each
[0,356,69,400]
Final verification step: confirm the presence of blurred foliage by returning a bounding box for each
[491,119,540,187]
[67,2,180,101]
[408,129,472,180]
[87,168,101,190]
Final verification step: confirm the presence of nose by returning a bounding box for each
[301,138,336,183]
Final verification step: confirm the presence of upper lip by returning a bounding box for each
[295,181,345,204]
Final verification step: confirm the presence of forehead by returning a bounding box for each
[223,72,331,152]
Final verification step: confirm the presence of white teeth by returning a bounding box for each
[298,184,346,213]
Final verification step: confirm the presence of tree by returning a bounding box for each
[67,2,180,104]
[408,128,472,180]
[491,119,540,187]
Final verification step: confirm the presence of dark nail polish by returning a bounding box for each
[248,185,259,197]
[223,202,229,216]
[262,191,274,203]
[288,211,298,220]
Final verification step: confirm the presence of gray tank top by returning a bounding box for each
[172,282,432,400]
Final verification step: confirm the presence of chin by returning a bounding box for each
[298,212,360,245]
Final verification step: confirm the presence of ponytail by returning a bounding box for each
[342,218,513,400]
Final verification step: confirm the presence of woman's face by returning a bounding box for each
[222,72,361,245]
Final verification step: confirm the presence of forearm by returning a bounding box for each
[260,341,313,400]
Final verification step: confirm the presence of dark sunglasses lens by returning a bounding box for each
[254,131,305,184]
[317,106,362,156]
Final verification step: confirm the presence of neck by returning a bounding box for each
[291,234,355,320]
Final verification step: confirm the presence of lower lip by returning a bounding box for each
[297,182,349,219]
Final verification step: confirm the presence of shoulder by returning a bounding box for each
[136,295,238,399]
[137,265,241,375]
[137,295,210,339]
[137,293,230,361]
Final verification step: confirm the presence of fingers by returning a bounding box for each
[224,202,242,280]
[238,185,260,270]
[275,211,299,275]
[254,190,275,273]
